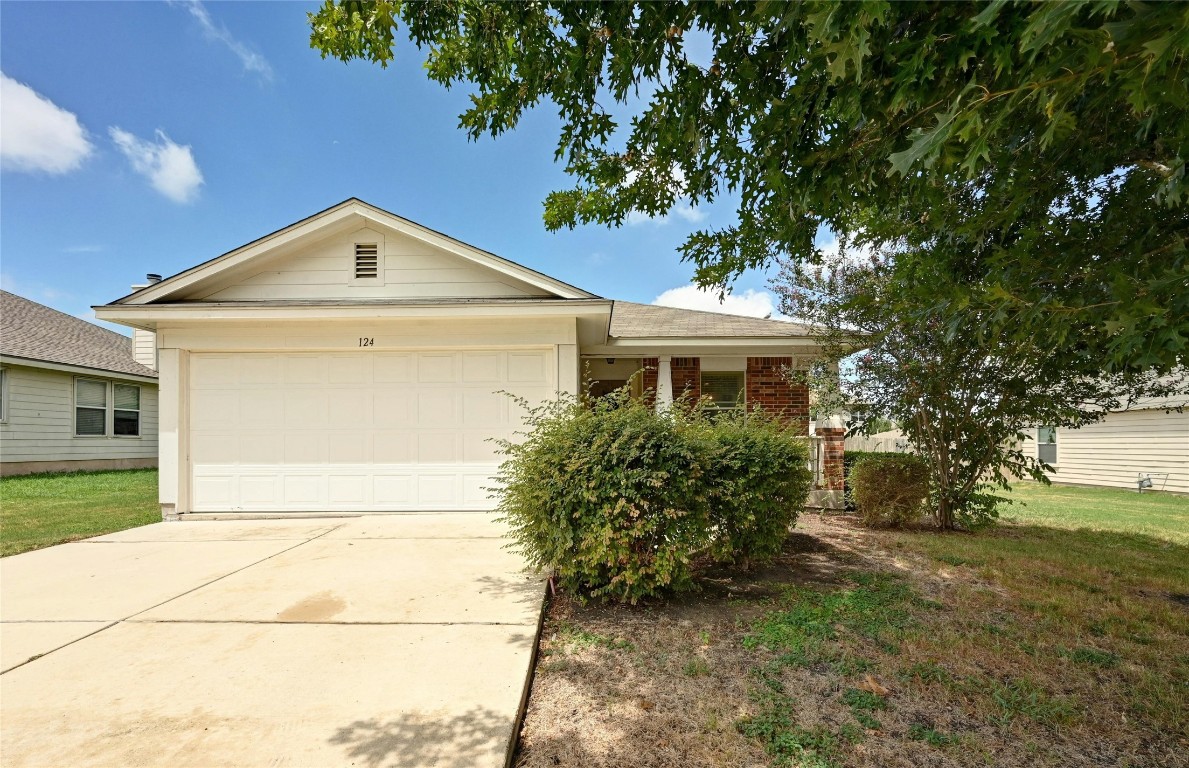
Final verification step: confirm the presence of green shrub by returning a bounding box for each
[842,450,879,511]
[494,388,812,602]
[702,409,812,568]
[849,453,929,528]
[493,390,708,603]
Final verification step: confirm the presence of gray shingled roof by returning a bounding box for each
[609,301,816,338]
[1,290,157,378]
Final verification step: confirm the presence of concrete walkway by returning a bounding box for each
[0,515,546,768]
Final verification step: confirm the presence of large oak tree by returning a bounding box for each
[309,1,1188,373]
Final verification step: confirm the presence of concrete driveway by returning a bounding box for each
[0,515,546,768]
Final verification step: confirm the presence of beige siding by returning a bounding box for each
[1037,409,1189,493]
[0,365,158,464]
[132,329,157,371]
[195,226,552,301]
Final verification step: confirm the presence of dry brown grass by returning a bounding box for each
[514,513,1189,768]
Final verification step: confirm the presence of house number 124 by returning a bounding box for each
[358,337,374,347]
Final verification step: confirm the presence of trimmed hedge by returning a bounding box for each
[842,450,879,511]
[848,453,930,528]
[493,390,812,603]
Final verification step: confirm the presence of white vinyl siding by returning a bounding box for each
[0,365,158,463]
[1037,409,1189,494]
[132,328,157,371]
[196,227,551,301]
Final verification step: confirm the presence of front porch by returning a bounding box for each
[582,353,845,506]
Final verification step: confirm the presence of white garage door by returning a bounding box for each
[188,349,554,512]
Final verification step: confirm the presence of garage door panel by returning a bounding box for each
[329,433,370,463]
[283,475,324,506]
[240,355,283,385]
[191,355,239,388]
[462,351,502,382]
[416,432,459,463]
[328,391,372,427]
[328,354,372,384]
[373,432,413,463]
[284,434,327,464]
[192,434,238,464]
[417,353,457,383]
[189,349,553,512]
[373,354,413,383]
[241,434,284,463]
[191,390,239,428]
[240,391,283,426]
[284,391,328,428]
[284,355,327,384]
[373,393,412,427]
[507,351,547,382]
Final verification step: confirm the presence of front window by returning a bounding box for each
[1037,426,1057,465]
[75,378,108,436]
[701,371,744,411]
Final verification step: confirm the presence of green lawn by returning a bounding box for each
[0,469,159,557]
[1002,481,1189,545]
[517,481,1189,768]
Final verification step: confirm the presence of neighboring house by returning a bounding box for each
[0,290,159,476]
[1030,398,1189,494]
[94,199,840,518]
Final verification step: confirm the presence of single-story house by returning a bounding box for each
[94,199,841,518]
[0,290,159,476]
[1030,397,1188,494]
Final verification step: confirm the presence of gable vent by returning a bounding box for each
[354,243,380,279]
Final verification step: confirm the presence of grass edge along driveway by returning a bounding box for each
[0,469,158,557]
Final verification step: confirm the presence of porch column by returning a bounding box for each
[655,355,674,412]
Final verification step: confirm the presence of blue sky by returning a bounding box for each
[1,1,797,334]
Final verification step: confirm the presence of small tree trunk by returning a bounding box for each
[936,497,955,531]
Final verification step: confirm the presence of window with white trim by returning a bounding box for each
[74,379,142,437]
[113,384,141,436]
[75,378,108,436]
[701,371,745,411]
[1037,426,1057,465]
[0,368,7,422]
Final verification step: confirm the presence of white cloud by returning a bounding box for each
[63,244,104,253]
[653,284,782,319]
[177,1,273,81]
[110,127,204,204]
[0,73,94,174]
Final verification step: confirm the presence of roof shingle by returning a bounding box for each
[1,290,157,378]
[609,300,816,338]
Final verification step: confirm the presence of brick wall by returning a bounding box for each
[671,357,701,400]
[641,357,658,407]
[745,357,809,431]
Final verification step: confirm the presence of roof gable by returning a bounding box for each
[0,290,158,378]
[117,199,596,305]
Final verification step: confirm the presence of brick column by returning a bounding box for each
[816,424,846,491]
[745,357,809,432]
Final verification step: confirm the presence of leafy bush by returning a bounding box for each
[701,409,812,568]
[493,389,812,602]
[842,450,879,511]
[493,390,707,603]
[848,453,929,528]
